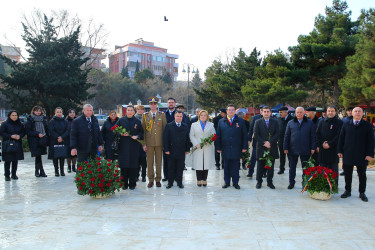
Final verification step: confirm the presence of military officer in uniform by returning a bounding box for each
[142,97,167,188]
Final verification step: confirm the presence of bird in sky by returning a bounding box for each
[164,16,168,21]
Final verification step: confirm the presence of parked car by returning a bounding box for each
[95,114,107,126]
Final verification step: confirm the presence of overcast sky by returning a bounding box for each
[1,0,373,80]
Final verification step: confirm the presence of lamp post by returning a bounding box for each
[182,63,195,114]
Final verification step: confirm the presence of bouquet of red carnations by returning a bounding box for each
[191,134,218,153]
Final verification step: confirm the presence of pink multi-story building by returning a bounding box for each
[108,38,179,81]
[0,45,21,62]
[81,46,106,70]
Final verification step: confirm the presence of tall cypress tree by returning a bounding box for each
[0,15,92,118]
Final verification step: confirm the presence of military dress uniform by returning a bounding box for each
[142,98,167,187]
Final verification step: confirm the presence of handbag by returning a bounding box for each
[3,140,18,153]
[54,144,67,158]
[38,136,48,147]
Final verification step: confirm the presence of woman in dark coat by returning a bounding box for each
[0,111,25,181]
[101,110,119,160]
[66,109,77,173]
[117,105,144,190]
[25,105,49,177]
[48,107,69,177]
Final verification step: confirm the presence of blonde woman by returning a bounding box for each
[189,110,215,186]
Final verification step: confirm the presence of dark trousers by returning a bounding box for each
[278,142,287,171]
[4,161,18,177]
[214,145,223,167]
[163,152,169,179]
[77,143,98,163]
[248,145,257,175]
[196,170,209,181]
[343,164,367,193]
[121,168,138,188]
[256,159,275,184]
[35,155,42,165]
[288,154,310,186]
[53,158,65,168]
[168,157,185,186]
[138,156,147,178]
[224,159,240,185]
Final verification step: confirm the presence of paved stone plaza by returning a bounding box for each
[1,152,375,249]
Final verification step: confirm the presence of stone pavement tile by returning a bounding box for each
[170,205,248,221]
[188,220,279,240]
[258,239,360,250]
[94,204,174,219]
[160,237,261,250]
[191,194,261,208]
[353,240,375,250]
[317,207,375,224]
[273,221,373,240]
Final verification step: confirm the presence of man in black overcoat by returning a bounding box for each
[71,104,103,163]
[163,111,190,188]
[237,111,250,170]
[316,106,343,176]
[338,107,374,202]
[277,106,293,174]
[162,97,177,181]
[254,106,280,189]
[306,106,321,164]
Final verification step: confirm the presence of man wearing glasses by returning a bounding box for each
[142,97,167,188]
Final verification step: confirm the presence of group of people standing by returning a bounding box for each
[1,106,78,181]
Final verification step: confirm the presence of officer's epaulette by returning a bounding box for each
[158,111,163,113]
[144,112,149,114]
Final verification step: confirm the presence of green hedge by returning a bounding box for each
[22,137,30,152]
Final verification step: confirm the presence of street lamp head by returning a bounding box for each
[192,69,196,74]
[182,68,186,73]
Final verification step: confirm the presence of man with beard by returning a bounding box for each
[163,97,177,181]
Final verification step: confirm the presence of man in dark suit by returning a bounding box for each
[217,104,248,189]
[316,105,343,176]
[163,111,190,189]
[338,107,374,202]
[254,106,280,189]
[247,105,265,178]
[277,106,293,174]
[306,106,321,164]
[71,104,103,162]
[190,108,202,124]
[213,108,226,170]
[340,107,353,176]
[284,107,316,189]
[162,97,177,181]
[176,104,190,125]
[237,111,250,170]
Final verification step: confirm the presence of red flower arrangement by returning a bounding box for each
[191,134,218,153]
[302,165,338,195]
[75,157,122,197]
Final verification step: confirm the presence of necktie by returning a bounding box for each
[152,113,155,120]
[177,123,181,127]
[266,120,269,127]
[87,118,92,131]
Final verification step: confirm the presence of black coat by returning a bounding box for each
[277,114,293,145]
[70,114,103,153]
[316,117,343,164]
[48,116,69,160]
[117,116,143,168]
[165,109,176,123]
[163,122,190,159]
[66,116,76,150]
[338,119,374,166]
[101,117,119,159]
[254,118,280,160]
[283,116,316,156]
[0,118,25,161]
[248,114,262,145]
[216,115,248,160]
[25,115,48,157]
[212,114,224,131]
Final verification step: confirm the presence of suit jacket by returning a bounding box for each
[248,114,262,145]
[165,109,176,123]
[254,118,280,160]
[316,117,343,164]
[141,111,167,147]
[163,122,190,159]
[70,114,103,153]
[338,119,374,166]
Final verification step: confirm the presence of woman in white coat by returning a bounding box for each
[189,110,216,187]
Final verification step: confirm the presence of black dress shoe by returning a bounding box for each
[216,167,220,170]
[142,177,146,182]
[11,175,18,180]
[129,186,135,190]
[162,178,168,182]
[246,174,253,178]
[339,171,345,176]
[267,183,275,189]
[287,184,294,189]
[340,191,351,198]
[359,193,368,202]
[5,177,11,181]
[67,166,71,173]
[222,183,230,189]
[166,185,172,189]
[122,186,128,190]
[256,182,262,189]
[233,184,240,189]
[191,168,195,170]
[277,170,284,175]
[178,184,184,189]
[184,167,187,170]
